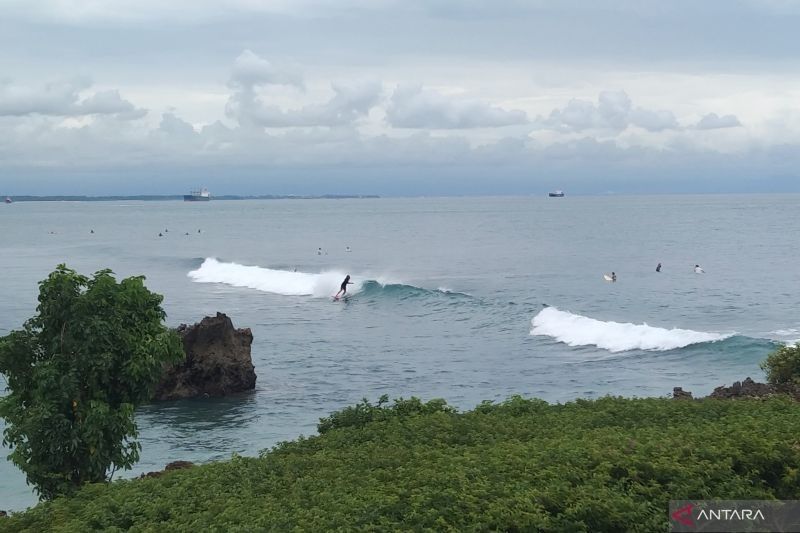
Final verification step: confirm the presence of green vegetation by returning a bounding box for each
[0,265,183,500]
[3,395,800,532]
[761,343,800,386]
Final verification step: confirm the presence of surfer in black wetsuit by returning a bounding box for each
[656,262,662,272]
[611,272,617,282]
[334,275,353,299]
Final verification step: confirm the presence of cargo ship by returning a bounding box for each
[184,188,210,202]
[548,190,564,197]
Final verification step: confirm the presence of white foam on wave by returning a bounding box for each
[530,307,731,353]
[188,258,356,298]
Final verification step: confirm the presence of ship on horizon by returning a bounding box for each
[184,187,210,202]
[548,190,565,197]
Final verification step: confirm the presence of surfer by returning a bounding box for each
[334,275,353,300]
[656,263,661,272]
[317,247,323,255]
[611,272,617,282]
[694,264,704,274]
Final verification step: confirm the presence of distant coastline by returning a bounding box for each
[3,194,380,202]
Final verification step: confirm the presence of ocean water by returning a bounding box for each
[1,195,797,510]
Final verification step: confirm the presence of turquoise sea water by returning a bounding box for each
[1,195,796,510]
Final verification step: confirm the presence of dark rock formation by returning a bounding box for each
[708,377,800,400]
[708,377,774,399]
[140,461,195,479]
[153,313,256,401]
[672,387,693,400]
[673,377,800,401]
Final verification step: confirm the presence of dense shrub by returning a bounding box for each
[2,395,800,532]
[761,343,800,385]
[317,394,457,433]
[0,266,184,500]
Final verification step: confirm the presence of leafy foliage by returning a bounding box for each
[0,265,184,500]
[3,395,800,531]
[761,343,800,385]
[317,394,457,433]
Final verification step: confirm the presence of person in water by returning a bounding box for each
[656,262,662,272]
[694,264,704,273]
[334,275,353,299]
[611,272,617,282]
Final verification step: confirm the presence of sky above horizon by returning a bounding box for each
[1,0,799,195]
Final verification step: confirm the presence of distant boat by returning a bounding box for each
[184,188,210,202]
[548,190,565,197]
[4,196,11,204]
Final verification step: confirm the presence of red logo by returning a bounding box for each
[672,503,695,527]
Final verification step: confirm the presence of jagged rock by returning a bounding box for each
[672,377,800,401]
[153,313,256,401]
[709,377,775,399]
[140,461,195,479]
[672,387,693,400]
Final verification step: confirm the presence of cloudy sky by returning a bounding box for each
[1,0,799,195]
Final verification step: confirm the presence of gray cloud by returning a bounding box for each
[78,90,147,120]
[157,112,197,138]
[695,112,742,129]
[386,85,528,129]
[0,79,87,116]
[544,90,678,132]
[229,81,383,128]
[0,79,145,119]
[225,50,380,128]
[5,112,799,196]
[1,1,797,195]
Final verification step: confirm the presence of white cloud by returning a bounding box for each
[543,90,679,132]
[223,50,381,128]
[0,79,146,119]
[229,50,303,89]
[385,85,529,129]
[695,112,742,129]
[228,80,382,128]
[629,108,679,132]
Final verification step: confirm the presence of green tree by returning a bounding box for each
[761,343,800,385]
[0,265,184,500]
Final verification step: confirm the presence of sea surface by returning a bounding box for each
[1,195,797,510]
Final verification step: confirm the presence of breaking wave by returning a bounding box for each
[187,258,471,301]
[530,307,733,353]
[188,258,352,297]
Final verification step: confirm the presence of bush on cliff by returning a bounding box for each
[761,343,800,386]
[2,395,800,531]
[0,265,184,500]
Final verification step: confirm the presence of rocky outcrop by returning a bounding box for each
[673,377,800,401]
[153,313,256,401]
[672,387,693,400]
[140,461,195,479]
[708,377,800,400]
[708,377,774,399]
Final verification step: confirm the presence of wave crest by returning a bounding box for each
[530,307,731,352]
[188,258,351,297]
